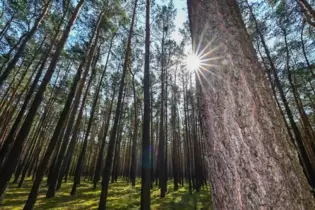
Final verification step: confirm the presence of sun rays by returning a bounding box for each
[184,41,224,79]
[185,53,201,72]
[182,34,229,93]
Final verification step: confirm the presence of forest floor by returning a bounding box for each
[1,178,211,209]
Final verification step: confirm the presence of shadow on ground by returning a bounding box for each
[1,178,211,209]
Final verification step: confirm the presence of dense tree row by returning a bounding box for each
[0,0,207,209]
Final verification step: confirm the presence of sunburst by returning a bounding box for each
[185,53,201,72]
[182,34,226,92]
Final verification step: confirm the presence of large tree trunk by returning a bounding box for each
[188,0,315,209]
[246,1,315,188]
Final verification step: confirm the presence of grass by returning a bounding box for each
[1,178,212,209]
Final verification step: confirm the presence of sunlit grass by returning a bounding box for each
[1,178,211,209]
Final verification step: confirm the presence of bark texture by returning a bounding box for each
[188,0,315,209]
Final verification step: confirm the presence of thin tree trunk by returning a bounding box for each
[0,26,60,168]
[298,0,315,28]
[45,10,104,197]
[300,20,315,78]
[11,1,85,208]
[0,1,51,87]
[130,72,138,187]
[140,0,151,206]
[0,11,16,41]
[98,0,138,208]
[60,91,87,188]
[158,21,167,198]
[70,63,97,195]
[0,0,84,203]
[93,87,116,189]
[92,35,115,189]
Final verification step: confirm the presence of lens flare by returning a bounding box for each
[185,54,201,72]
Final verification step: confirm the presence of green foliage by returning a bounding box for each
[2,178,212,210]
[8,0,27,14]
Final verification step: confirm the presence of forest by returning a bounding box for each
[0,0,314,209]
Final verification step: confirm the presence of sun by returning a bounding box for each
[185,53,201,72]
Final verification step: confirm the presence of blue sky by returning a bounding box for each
[172,0,188,42]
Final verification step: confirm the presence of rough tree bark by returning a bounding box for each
[188,0,315,209]
[246,1,315,188]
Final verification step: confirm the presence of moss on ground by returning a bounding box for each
[1,178,211,209]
